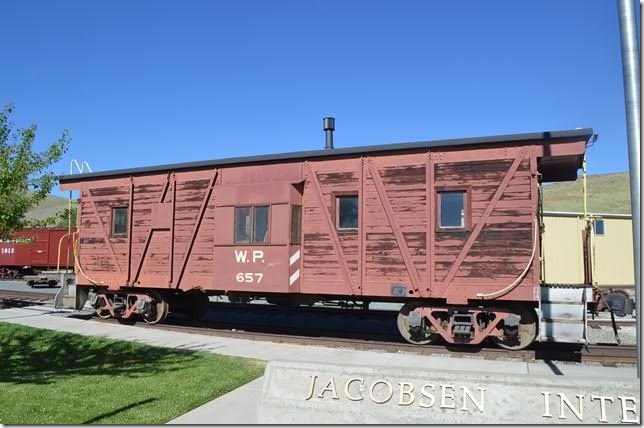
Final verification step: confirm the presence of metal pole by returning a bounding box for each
[616,0,640,377]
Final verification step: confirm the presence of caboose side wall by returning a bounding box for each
[301,146,539,304]
[62,137,586,305]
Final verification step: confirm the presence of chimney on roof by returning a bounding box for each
[323,117,335,150]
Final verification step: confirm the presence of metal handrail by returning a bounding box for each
[56,232,73,272]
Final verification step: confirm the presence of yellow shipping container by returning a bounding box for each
[541,212,634,287]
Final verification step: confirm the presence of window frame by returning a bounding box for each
[593,219,605,236]
[234,205,253,244]
[234,205,271,245]
[252,205,271,244]
[111,206,129,237]
[333,192,359,232]
[290,204,302,244]
[435,187,471,232]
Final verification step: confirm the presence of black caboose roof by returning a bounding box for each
[59,128,593,183]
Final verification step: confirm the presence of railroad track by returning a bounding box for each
[1,289,636,365]
[0,289,55,307]
[91,311,637,366]
[587,318,636,327]
[580,344,638,364]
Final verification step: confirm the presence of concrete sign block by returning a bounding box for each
[259,361,639,424]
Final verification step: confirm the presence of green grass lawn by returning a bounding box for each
[0,323,265,424]
[542,172,631,214]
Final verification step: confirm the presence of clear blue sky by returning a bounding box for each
[1,1,638,196]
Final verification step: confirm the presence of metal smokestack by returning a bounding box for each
[323,117,335,150]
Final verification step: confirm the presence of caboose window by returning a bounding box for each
[112,207,128,236]
[337,196,358,229]
[235,205,270,244]
[235,207,252,244]
[253,206,269,243]
[438,191,465,229]
[291,205,302,244]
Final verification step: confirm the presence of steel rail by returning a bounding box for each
[91,313,636,365]
[0,289,636,364]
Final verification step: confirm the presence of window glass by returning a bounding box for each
[593,219,605,236]
[235,207,252,243]
[291,205,302,244]
[439,191,465,228]
[113,207,128,236]
[253,206,269,243]
[338,196,359,229]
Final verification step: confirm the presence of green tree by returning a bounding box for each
[0,104,70,239]
[25,206,77,229]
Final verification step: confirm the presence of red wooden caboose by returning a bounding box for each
[59,128,591,349]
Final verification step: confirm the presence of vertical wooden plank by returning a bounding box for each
[529,150,539,284]
[169,172,176,286]
[126,177,134,283]
[358,157,365,293]
[426,152,434,295]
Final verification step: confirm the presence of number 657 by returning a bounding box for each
[235,272,263,283]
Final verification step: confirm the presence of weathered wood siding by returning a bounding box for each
[65,138,591,305]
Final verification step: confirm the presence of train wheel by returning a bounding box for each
[397,302,439,345]
[142,291,169,325]
[185,290,209,320]
[490,305,538,350]
[95,294,113,319]
[96,308,112,319]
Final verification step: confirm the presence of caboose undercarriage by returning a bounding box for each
[75,284,591,351]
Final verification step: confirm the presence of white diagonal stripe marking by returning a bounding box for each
[289,269,300,285]
[289,250,301,266]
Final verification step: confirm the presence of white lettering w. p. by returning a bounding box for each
[235,250,247,263]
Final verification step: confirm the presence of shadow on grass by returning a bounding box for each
[0,323,201,385]
[82,398,157,424]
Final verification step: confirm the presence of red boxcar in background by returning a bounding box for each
[0,228,75,276]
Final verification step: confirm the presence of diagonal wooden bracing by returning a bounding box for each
[367,158,423,297]
[305,161,358,296]
[86,188,123,274]
[442,155,525,286]
[131,174,172,284]
[175,170,219,288]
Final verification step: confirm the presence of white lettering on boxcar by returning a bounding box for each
[234,249,265,285]
[235,250,248,263]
